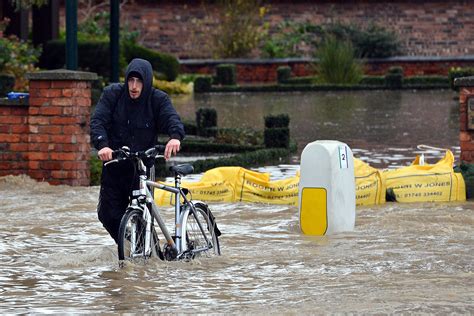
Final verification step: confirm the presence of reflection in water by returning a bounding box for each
[173,90,460,168]
[1,90,472,313]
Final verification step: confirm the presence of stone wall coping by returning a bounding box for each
[0,98,29,106]
[26,69,98,81]
[180,55,474,65]
[454,76,474,87]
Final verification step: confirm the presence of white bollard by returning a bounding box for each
[299,140,356,235]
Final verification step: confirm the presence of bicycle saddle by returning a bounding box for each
[169,164,194,176]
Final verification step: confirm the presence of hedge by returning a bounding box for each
[215,64,236,85]
[38,40,126,78]
[122,42,179,81]
[448,67,474,90]
[277,66,291,84]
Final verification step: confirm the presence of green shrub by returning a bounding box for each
[360,75,385,85]
[262,21,323,58]
[177,73,200,84]
[449,67,474,90]
[264,114,290,148]
[454,163,474,199]
[39,40,125,79]
[216,127,263,146]
[403,76,449,85]
[90,156,102,186]
[213,0,268,58]
[264,128,290,148]
[215,64,237,85]
[123,42,179,81]
[75,11,139,43]
[327,23,401,58]
[0,35,41,91]
[190,148,291,175]
[315,37,363,84]
[196,108,217,137]
[194,76,213,93]
[180,140,261,153]
[385,74,403,88]
[265,114,290,128]
[262,21,401,59]
[387,66,404,75]
[385,67,403,88]
[183,121,198,135]
[277,66,291,83]
[284,76,315,85]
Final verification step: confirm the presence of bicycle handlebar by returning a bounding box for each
[104,145,166,166]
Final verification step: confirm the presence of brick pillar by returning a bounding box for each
[26,70,97,186]
[455,76,474,163]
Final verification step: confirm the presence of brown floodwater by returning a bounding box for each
[1,90,472,313]
[0,175,472,313]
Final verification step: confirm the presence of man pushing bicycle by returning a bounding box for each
[90,58,185,244]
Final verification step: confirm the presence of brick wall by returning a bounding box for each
[457,76,474,163]
[0,100,29,176]
[0,70,97,186]
[181,57,474,83]
[106,0,474,59]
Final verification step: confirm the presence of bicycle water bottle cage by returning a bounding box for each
[169,164,194,177]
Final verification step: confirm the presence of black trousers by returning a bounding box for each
[97,160,136,244]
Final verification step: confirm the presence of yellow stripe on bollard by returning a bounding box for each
[300,187,328,235]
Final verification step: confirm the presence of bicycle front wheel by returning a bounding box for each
[180,202,221,259]
[118,208,161,261]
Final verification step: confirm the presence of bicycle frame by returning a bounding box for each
[133,157,208,258]
[110,145,218,261]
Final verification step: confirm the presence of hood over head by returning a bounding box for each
[124,58,154,103]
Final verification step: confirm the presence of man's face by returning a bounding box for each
[128,76,143,99]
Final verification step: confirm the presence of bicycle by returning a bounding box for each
[104,145,221,264]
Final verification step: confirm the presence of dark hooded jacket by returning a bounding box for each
[90,58,184,152]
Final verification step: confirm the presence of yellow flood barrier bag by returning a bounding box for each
[154,164,387,206]
[154,180,235,206]
[236,169,299,205]
[383,150,466,203]
[354,158,386,206]
[200,166,300,205]
[154,166,300,206]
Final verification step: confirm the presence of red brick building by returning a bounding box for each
[116,0,473,59]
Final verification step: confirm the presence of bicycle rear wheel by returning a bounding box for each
[118,208,161,261]
[180,202,221,259]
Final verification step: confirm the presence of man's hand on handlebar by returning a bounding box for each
[98,147,114,161]
[165,139,180,160]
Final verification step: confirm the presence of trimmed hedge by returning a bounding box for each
[196,108,217,137]
[180,141,262,153]
[264,114,290,148]
[264,128,290,148]
[193,75,213,92]
[284,76,315,84]
[277,66,291,84]
[454,163,474,199]
[38,39,123,78]
[449,67,474,90]
[215,64,236,85]
[123,42,179,81]
[265,114,290,128]
[403,76,449,86]
[385,67,403,88]
[189,147,292,175]
[360,75,385,85]
[183,120,198,135]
